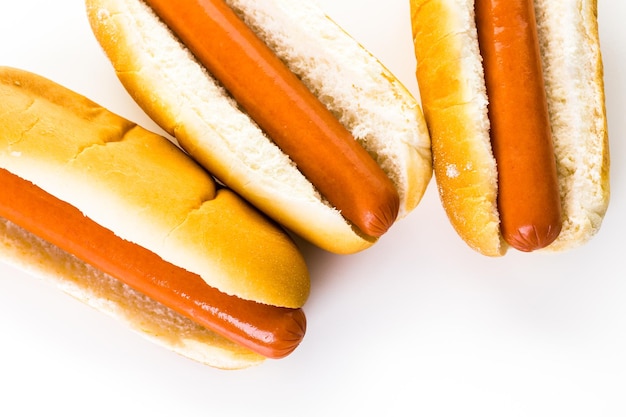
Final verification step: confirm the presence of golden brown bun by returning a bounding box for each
[85,0,433,254]
[410,0,609,256]
[0,66,310,368]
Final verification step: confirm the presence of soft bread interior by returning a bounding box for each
[225,0,432,216]
[534,0,609,251]
[0,217,264,370]
[410,0,609,256]
[85,0,432,254]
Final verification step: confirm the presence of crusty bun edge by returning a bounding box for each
[410,0,609,256]
[85,0,433,255]
[411,0,502,256]
[0,217,264,370]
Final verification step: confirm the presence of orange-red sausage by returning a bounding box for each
[0,168,305,359]
[475,0,562,251]
[143,0,400,238]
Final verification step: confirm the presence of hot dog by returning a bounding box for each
[410,0,610,256]
[145,0,400,238]
[475,0,562,251]
[85,0,433,254]
[0,66,310,369]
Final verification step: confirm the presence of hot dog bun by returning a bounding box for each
[85,0,433,254]
[410,0,609,256]
[0,66,309,369]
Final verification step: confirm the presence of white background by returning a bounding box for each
[0,1,624,416]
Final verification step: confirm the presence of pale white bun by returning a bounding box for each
[410,0,609,256]
[85,0,433,254]
[0,66,310,368]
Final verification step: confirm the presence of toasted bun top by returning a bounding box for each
[0,66,309,308]
[86,0,433,254]
[410,0,609,256]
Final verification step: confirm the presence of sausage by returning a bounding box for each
[474,0,562,251]
[143,0,400,238]
[0,167,305,359]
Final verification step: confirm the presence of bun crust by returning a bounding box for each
[86,0,432,254]
[0,66,310,368]
[410,0,609,256]
[411,0,502,256]
[0,66,309,308]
